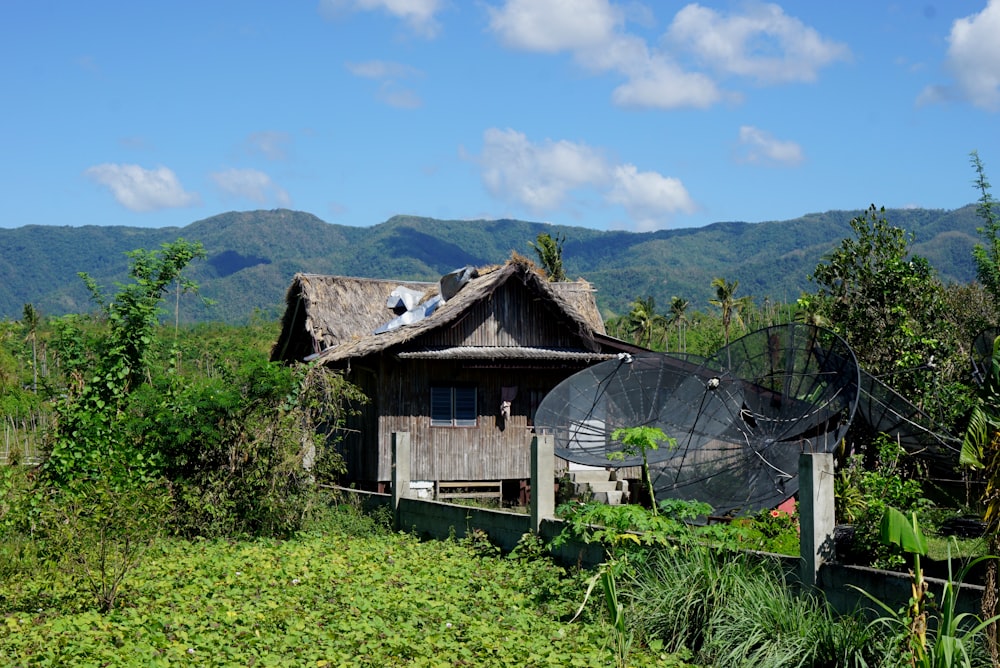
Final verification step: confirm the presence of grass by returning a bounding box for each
[620,545,882,667]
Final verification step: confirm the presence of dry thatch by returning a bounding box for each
[271,255,608,364]
[270,274,435,362]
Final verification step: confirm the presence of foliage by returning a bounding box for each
[971,150,1000,302]
[668,296,690,352]
[621,544,878,666]
[709,277,746,348]
[960,332,1000,662]
[609,425,676,516]
[43,239,207,489]
[808,205,949,404]
[530,232,567,282]
[0,508,692,667]
[553,498,743,560]
[132,355,364,538]
[852,507,999,668]
[730,507,800,556]
[836,437,928,569]
[34,476,170,613]
[29,238,363,540]
[625,296,667,348]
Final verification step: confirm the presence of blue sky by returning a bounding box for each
[3,1,1000,232]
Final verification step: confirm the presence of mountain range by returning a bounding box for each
[0,205,983,324]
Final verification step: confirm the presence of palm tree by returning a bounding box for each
[709,277,744,348]
[668,296,689,352]
[529,232,567,282]
[793,295,831,328]
[627,295,666,348]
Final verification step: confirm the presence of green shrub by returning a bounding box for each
[31,474,169,612]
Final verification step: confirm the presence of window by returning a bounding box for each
[430,386,477,427]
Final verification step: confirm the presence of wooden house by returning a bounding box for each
[271,256,645,499]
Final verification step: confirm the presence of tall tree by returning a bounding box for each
[709,277,744,348]
[668,296,689,352]
[809,205,949,402]
[529,232,567,282]
[21,303,39,393]
[972,150,1000,302]
[627,295,665,348]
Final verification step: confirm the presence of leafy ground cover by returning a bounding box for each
[0,506,692,667]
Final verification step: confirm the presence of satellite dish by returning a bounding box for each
[535,324,860,515]
[650,324,860,514]
[534,352,707,468]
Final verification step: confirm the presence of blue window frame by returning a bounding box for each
[430,386,477,427]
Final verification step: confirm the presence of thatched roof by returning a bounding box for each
[271,255,610,364]
[270,274,435,362]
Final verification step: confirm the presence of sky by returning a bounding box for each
[3,1,1000,232]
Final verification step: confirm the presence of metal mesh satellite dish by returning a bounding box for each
[535,324,860,515]
[855,369,959,465]
[651,324,860,514]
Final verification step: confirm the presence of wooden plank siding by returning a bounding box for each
[366,279,601,483]
[417,279,587,349]
[374,359,583,481]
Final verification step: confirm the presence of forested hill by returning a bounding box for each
[0,205,983,323]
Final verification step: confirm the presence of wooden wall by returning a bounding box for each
[374,359,581,481]
[339,278,613,485]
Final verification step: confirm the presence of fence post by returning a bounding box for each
[391,432,411,531]
[799,451,836,589]
[531,434,555,533]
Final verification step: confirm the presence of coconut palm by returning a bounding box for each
[709,277,745,348]
[627,296,666,348]
[668,296,689,352]
[529,232,567,282]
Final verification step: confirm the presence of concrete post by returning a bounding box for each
[531,434,555,533]
[799,451,836,589]
[391,432,411,531]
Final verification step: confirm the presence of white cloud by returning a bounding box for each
[736,125,804,166]
[487,0,622,52]
[486,1,844,111]
[84,163,200,212]
[246,131,292,161]
[345,60,422,79]
[377,86,422,108]
[666,3,851,84]
[210,168,290,206]
[346,60,424,108]
[480,128,607,212]
[606,164,696,231]
[319,0,443,37]
[925,0,1000,111]
[610,54,726,109]
[477,128,695,230]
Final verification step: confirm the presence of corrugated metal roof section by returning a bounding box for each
[396,346,616,362]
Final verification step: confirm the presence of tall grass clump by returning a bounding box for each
[621,545,879,667]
